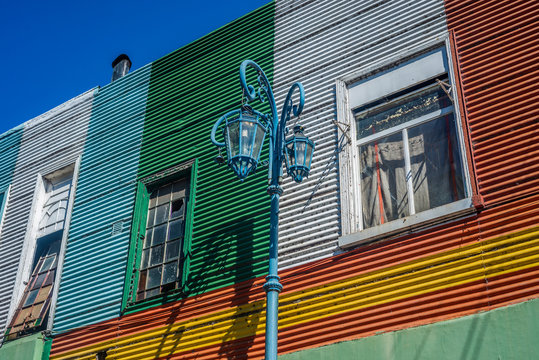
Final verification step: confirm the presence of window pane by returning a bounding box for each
[355,85,451,139]
[166,240,180,261]
[40,256,55,273]
[408,115,465,213]
[146,267,162,289]
[149,191,157,209]
[141,249,150,269]
[162,262,178,285]
[23,289,39,307]
[146,208,155,228]
[144,228,152,248]
[35,285,52,304]
[172,181,186,200]
[157,184,172,206]
[155,204,170,225]
[43,269,55,286]
[170,199,184,219]
[168,219,184,241]
[150,245,164,266]
[32,273,47,290]
[152,224,167,245]
[145,288,160,298]
[359,132,408,229]
[138,270,147,291]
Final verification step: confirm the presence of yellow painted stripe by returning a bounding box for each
[51,227,539,359]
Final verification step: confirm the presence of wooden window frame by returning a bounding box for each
[122,159,198,312]
[5,160,79,340]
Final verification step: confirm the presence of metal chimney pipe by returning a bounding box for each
[111,54,132,82]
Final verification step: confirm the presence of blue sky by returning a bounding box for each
[0,0,270,135]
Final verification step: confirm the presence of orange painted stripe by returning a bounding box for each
[51,193,539,357]
[114,266,539,360]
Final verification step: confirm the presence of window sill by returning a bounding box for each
[123,289,186,315]
[338,198,476,249]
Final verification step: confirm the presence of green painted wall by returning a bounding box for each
[0,333,45,360]
[279,298,539,360]
[138,3,274,297]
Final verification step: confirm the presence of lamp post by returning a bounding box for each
[211,60,314,360]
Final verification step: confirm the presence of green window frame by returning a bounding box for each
[122,159,198,312]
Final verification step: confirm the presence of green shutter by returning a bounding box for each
[121,181,150,310]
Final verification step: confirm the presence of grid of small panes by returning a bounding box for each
[38,174,72,236]
[137,177,189,300]
[7,239,60,339]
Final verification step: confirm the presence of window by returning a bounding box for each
[138,178,189,300]
[338,45,473,248]
[6,167,74,339]
[123,160,197,308]
[5,235,60,340]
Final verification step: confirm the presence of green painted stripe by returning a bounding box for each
[137,2,274,301]
[278,298,539,360]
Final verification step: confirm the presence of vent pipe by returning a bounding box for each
[111,54,132,81]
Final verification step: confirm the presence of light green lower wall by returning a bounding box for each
[280,298,539,360]
[0,333,46,360]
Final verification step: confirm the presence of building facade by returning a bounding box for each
[0,0,538,359]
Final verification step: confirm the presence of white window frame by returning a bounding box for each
[337,39,474,249]
[6,158,81,333]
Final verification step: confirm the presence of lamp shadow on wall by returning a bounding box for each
[215,215,260,359]
[147,215,260,359]
[184,215,260,358]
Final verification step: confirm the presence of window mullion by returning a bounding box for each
[402,128,415,215]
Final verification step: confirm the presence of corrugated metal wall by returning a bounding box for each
[444,0,539,206]
[53,65,152,332]
[274,0,449,268]
[0,127,23,333]
[0,90,93,338]
[48,0,539,358]
[137,2,274,296]
[48,198,539,359]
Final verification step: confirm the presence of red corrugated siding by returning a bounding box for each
[445,0,539,205]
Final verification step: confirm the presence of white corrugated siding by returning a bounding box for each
[0,90,94,337]
[274,0,448,268]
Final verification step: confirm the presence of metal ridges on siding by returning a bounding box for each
[0,89,94,337]
[0,127,23,190]
[274,0,449,269]
[53,64,152,333]
[444,0,539,205]
[137,3,275,296]
[0,126,23,332]
[49,193,539,359]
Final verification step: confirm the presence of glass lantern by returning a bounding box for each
[284,125,315,183]
[224,106,269,180]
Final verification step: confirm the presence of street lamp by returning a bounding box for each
[211,60,314,360]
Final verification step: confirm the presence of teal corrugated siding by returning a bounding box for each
[0,126,22,331]
[0,127,23,190]
[53,65,152,332]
